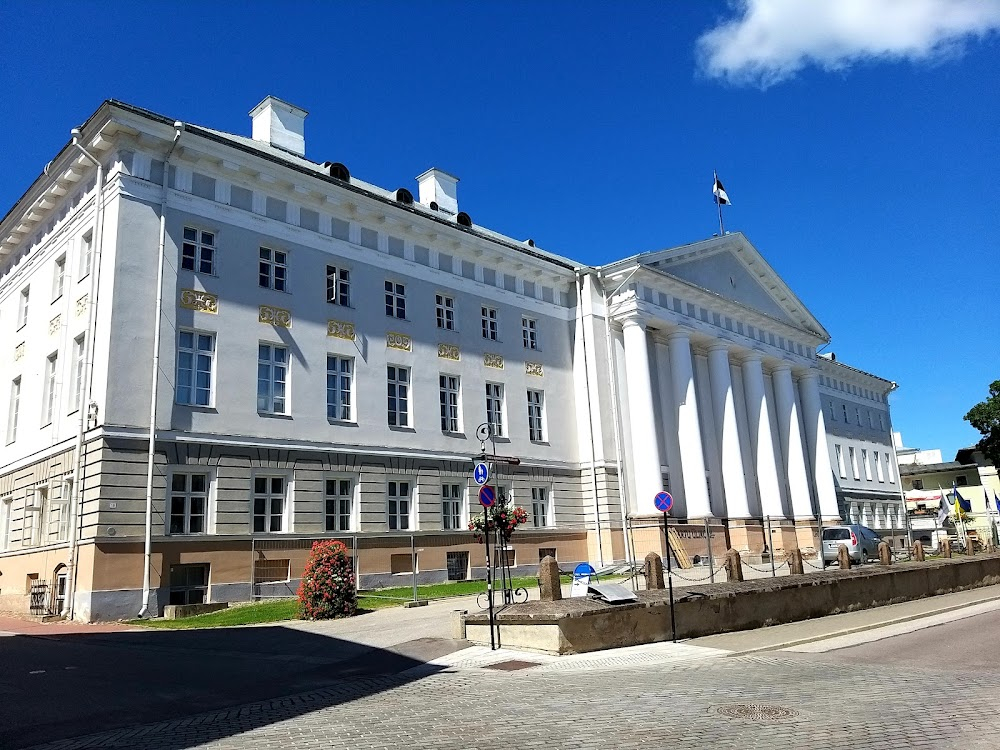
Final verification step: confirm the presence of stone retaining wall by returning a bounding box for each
[465,555,1000,654]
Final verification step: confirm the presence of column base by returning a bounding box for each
[793,518,820,556]
[726,518,765,557]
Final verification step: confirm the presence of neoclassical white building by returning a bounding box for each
[0,97,900,620]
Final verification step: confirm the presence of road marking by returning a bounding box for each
[785,598,1000,653]
[29,670,46,674]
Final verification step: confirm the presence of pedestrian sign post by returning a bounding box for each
[654,491,673,513]
[473,462,490,485]
[653,489,677,643]
[479,485,496,508]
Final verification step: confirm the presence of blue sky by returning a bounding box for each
[2,1,998,459]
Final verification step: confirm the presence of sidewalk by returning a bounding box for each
[0,615,137,636]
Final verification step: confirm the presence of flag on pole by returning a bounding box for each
[953,481,972,515]
[937,495,950,526]
[994,491,1000,514]
[713,172,731,205]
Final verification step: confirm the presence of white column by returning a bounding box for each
[741,354,785,518]
[772,366,814,520]
[621,316,663,514]
[798,371,841,520]
[707,345,751,518]
[668,332,712,518]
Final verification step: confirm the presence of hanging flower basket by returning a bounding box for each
[469,502,528,543]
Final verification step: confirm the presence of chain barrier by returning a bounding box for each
[803,557,827,571]
[741,559,790,574]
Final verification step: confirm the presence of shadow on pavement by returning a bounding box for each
[1,624,467,749]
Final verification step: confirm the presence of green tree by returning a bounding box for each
[964,380,1000,467]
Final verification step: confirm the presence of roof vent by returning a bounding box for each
[395,188,414,204]
[456,211,472,227]
[249,96,307,157]
[416,168,459,214]
[525,239,535,247]
[327,162,350,182]
[429,201,439,211]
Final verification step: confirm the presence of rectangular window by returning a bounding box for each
[385,281,406,318]
[0,499,11,552]
[868,411,873,429]
[326,355,353,421]
[486,383,505,438]
[7,378,20,444]
[912,478,923,490]
[42,353,58,425]
[531,487,549,528]
[862,449,872,480]
[527,389,545,442]
[257,343,288,414]
[387,365,409,427]
[326,265,351,306]
[439,374,460,433]
[79,231,93,279]
[182,227,216,274]
[324,478,353,532]
[521,316,537,350]
[17,287,29,329]
[828,401,835,421]
[885,454,894,483]
[442,483,462,530]
[169,564,209,606]
[447,551,469,581]
[481,306,498,340]
[855,407,861,426]
[68,335,85,413]
[435,294,455,330]
[387,480,411,530]
[258,247,287,291]
[48,482,70,543]
[176,330,215,407]
[835,444,846,478]
[842,404,849,423]
[27,487,45,546]
[879,413,885,431]
[252,476,286,533]
[168,472,208,534]
[849,446,859,480]
[874,451,885,482]
[52,255,66,301]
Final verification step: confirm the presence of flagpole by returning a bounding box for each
[714,170,725,236]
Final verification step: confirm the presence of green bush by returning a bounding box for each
[297,540,358,620]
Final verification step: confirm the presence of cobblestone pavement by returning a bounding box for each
[23,615,1000,750]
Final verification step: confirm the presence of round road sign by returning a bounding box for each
[479,485,496,507]
[654,491,673,513]
[473,462,489,485]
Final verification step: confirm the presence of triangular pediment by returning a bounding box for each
[636,234,828,338]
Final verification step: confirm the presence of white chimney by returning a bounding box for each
[416,168,459,214]
[250,96,308,157]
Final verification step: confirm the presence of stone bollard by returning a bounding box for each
[968,538,976,556]
[644,552,665,590]
[878,541,892,565]
[837,544,852,569]
[913,540,925,561]
[788,548,804,575]
[537,555,562,601]
[724,548,744,582]
[941,538,952,558]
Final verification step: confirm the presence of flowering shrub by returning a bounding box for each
[297,540,357,620]
[469,502,528,543]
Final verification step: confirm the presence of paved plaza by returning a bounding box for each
[11,592,1000,750]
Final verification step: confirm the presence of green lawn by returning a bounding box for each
[128,574,576,630]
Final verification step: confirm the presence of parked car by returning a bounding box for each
[822,525,882,564]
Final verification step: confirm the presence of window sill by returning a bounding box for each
[530,440,551,447]
[180,269,219,278]
[328,419,358,427]
[78,273,91,284]
[258,411,293,419]
[491,436,511,443]
[177,404,219,413]
[442,431,467,439]
[52,294,63,304]
[389,425,416,433]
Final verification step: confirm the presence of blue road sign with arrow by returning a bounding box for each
[654,491,673,513]
[473,462,489,485]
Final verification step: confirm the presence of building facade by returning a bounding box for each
[0,97,898,620]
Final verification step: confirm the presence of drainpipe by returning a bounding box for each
[596,268,641,569]
[63,130,106,620]
[575,270,604,566]
[884,381,910,547]
[138,122,184,619]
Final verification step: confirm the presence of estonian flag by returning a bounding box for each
[953,481,972,514]
[713,172,731,205]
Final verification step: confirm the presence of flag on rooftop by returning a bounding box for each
[713,171,731,206]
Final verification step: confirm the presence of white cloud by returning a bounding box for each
[697,0,1000,87]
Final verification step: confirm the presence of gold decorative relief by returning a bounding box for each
[484,352,504,369]
[259,305,291,328]
[49,315,61,335]
[438,343,460,361]
[387,332,412,351]
[14,343,24,362]
[327,320,356,340]
[180,289,219,314]
[525,362,543,376]
[76,294,88,317]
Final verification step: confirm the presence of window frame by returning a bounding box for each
[485,382,505,438]
[52,254,66,302]
[527,389,546,442]
[326,264,351,306]
[250,473,291,533]
[79,231,94,281]
[258,246,288,291]
[17,286,29,330]
[257,342,289,415]
[181,226,217,275]
[835,444,846,478]
[439,373,461,433]
[0,497,11,552]
[521,316,538,350]
[435,293,456,330]
[387,364,410,427]
[6,377,21,444]
[531,486,552,528]
[384,280,406,319]
[481,305,499,341]
[68,334,85,414]
[849,446,860,480]
[387,479,413,531]
[441,481,464,530]
[176,329,216,407]
[861,448,872,481]
[41,352,58,426]
[168,563,210,606]
[324,475,355,532]
[326,354,354,422]
[167,470,211,535]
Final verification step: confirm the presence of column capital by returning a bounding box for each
[738,349,764,365]
[770,363,792,375]
[706,342,731,354]
[665,329,691,343]
[796,369,821,383]
[620,313,646,331]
